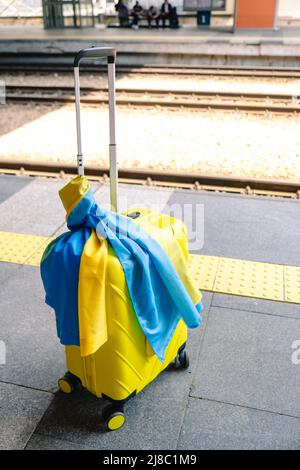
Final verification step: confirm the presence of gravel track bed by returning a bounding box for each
[1,103,300,181]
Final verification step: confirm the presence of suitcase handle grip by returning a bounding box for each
[73,47,116,67]
[74,47,118,212]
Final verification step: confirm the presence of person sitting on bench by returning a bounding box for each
[160,0,172,28]
[147,5,159,28]
[131,1,144,29]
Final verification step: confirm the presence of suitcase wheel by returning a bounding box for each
[174,349,190,370]
[58,372,81,394]
[102,403,126,431]
[105,411,126,431]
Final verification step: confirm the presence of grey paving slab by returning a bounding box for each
[0,265,65,391]
[167,190,300,265]
[0,260,21,286]
[0,177,67,236]
[94,183,174,214]
[212,293,300,319]
[0,175,31,204]
[0,175,102,237]
[35,388,185,450]
[199,291,213,313]
[191,306,300,417]
[177,398,300,450]
[26,434,93,450]
[0,382,53,450]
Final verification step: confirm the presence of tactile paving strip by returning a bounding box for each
[284,266,300,304]
[214,257,284,301]
[0,231,52,267]
[189,254,299,303]
[189,254,219,291]
[0,230,300,304]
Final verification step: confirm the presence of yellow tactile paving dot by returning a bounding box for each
[189,254,219,291]
[0,230,300,304]
[284,266,300,303]
[214,257,284,301]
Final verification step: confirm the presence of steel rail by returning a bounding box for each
[5,84,299,101]
[5,85,300,113]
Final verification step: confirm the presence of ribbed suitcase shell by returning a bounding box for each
[65,209,188,401]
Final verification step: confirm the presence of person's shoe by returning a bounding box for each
[132,24,139,30]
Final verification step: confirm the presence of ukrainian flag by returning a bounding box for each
[41,176,203,362]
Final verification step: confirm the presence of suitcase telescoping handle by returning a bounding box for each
[73,47,118,212]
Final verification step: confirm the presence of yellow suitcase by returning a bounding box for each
[56,48,200,431]
[58,209,190,430]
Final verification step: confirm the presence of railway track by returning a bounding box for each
[5,84,300,113]
[1,159,300,199]
[1,59,300,79]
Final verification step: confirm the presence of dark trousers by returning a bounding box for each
[160,13,170,27]
[132,12,140,25]
[148,16,159,27]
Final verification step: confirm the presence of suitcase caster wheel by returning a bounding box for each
[105,412,126,431]
[174,350,190,370]
[58,372,80,394]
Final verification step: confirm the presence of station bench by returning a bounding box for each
[103,12,197,28]
[102,11,232,28]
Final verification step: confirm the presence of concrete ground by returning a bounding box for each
[0,175,300,450]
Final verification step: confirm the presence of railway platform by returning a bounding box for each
[1,25,300,66]
[0,173,300,450]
